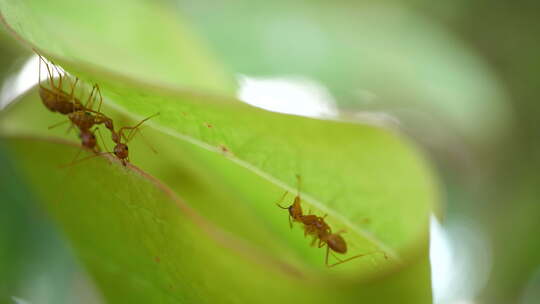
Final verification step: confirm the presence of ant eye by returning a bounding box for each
[125,146,129,150]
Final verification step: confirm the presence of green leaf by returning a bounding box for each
[1,134,433,303]
[0,0,438,302]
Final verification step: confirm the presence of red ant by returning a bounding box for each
[277,175,387,267]
[37,53,84,114]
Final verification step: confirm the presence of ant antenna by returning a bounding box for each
[275,191,289,209]
[130,127,158,154]
[60,151,113,168]
[119,113,160,143]
[130,113,160,135]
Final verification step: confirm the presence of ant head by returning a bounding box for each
[326,233,347,254]
[114,143,129,160]
[289,199,303,218]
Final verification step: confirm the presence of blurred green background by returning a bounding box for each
[1,0,539,303]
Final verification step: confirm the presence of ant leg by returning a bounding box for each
[310,235,318,246]
[85,84,97,109]
[48,120,69,130]
[94,84,103,112]
[52,63,63,90]
[69,77,79,99]
[325,246,330,266]
[288,215,292,229]
[328,250,387,268]
[96,128,109,152]
[42,57,55,89]
[60,151,113,168]
[38,54,43,87]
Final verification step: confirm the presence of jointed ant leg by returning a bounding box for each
[48,120,69,130]
[85,85,97,109]
[94,84,103,112]
[328,250,387,268]
[96,128,109,152]
[325,246,330,266]
[60,151,113,168]
[69,77,79,99]
[52,63,63,89]
[288,215,292,229]
[42,57,55,89]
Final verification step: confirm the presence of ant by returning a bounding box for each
[277,175,387,267]
[109,113,159,166]
[60,113,158,168]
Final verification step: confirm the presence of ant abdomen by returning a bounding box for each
[324,234,347,254]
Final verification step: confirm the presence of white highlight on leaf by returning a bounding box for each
[237,75,338,119]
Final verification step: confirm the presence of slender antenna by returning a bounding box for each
[135,128,158,154]
[275,191,290,209]
[119,112,160,143]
